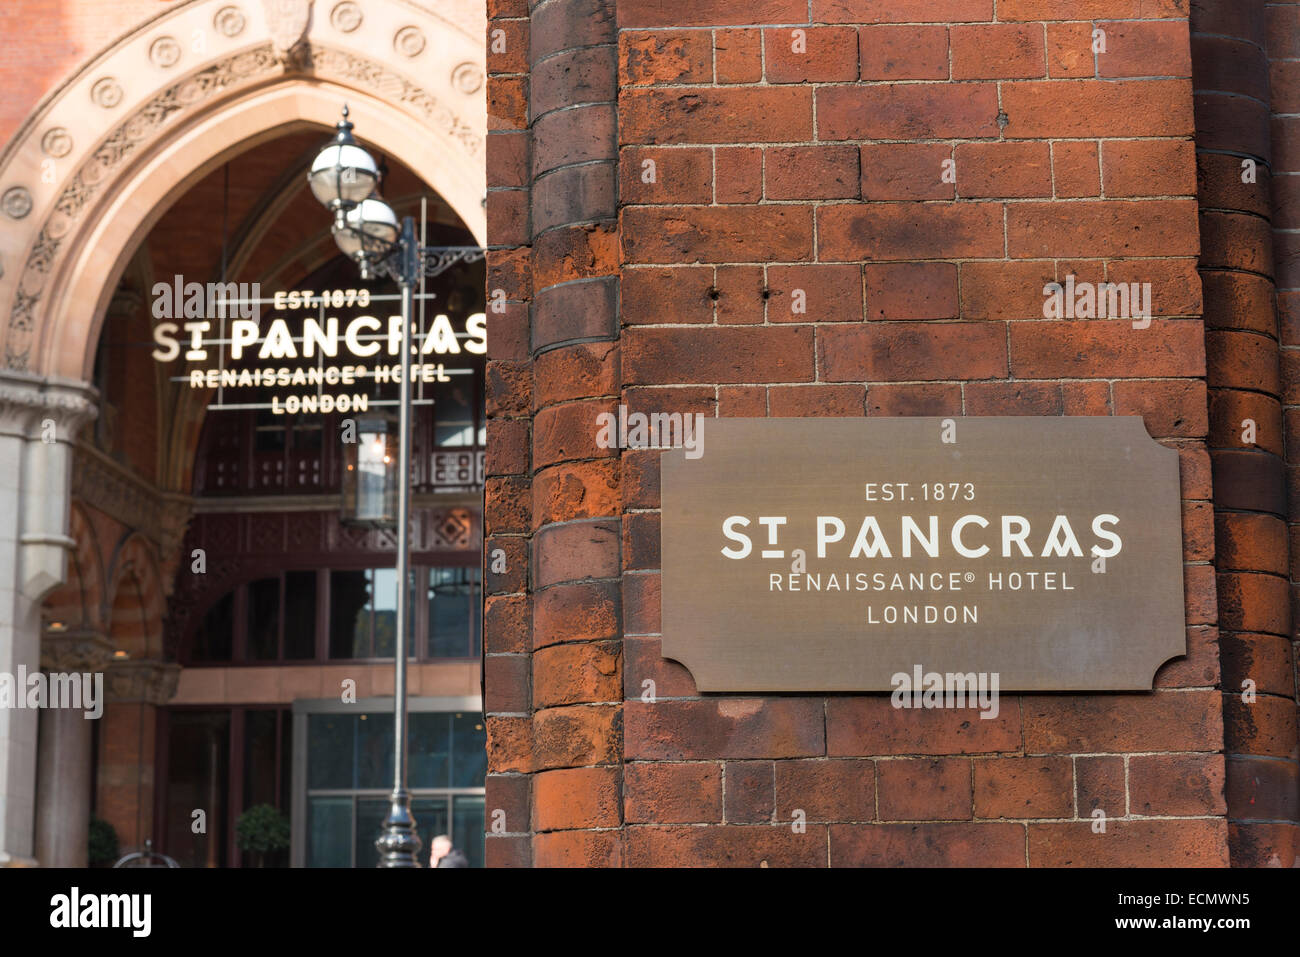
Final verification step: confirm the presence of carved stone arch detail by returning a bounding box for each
[0,0,486,377]
[106,532,168,659]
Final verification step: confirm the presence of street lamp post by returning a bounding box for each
[309,106,484,868]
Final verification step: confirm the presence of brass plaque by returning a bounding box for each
[660,417,1186,692]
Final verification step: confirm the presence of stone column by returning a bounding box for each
[34,629,114,866]
[0,371,96,866]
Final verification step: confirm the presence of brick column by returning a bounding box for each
[1268,0,1300,864]
[484,0,625,866]
[1191,0,1299,867]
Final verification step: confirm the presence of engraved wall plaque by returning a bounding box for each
[660,417,1186,692]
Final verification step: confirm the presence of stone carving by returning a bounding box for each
[5,46,280,370]
[451,62,483,95]
[394,25,426,57]
[71,446,172,546]
[305,47,481,157]
[213,5,247,37]
[149,36,182,69]
[262,0,313,67]
[0,371,99,435]
[330,1,362,32]
[90,77,124,109]
[40,128,73,158]
[4,42,478,371]
[40,630,115,673]
[2,187,33,219]
[105,659,180,705]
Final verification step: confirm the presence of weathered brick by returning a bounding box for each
[766,146,859,200]
[1052,140,1101,197]
[1128,754,1226,817]
[764,27,858,83]
[625,699,825,760]
[819,83,999,140]
[624,762,723,823]
[831,822,1025,867]
[954,142,1052,198]
[619,30,711,86]
[1028,820,1229,867]
[868,383,963,416]
[973,757,1073,819]
[775,759,875,822]
[532,703,622,770]
[621,87,813,145]
[1009,320,1205,378]
[533,641,622,708]
[827,697,1021,756]
[724,760,775,823]
[820,322,1008,382]
[534,766,621,830]
[864,263,959,319]
[878,758,972,820]
[766,264,862,322]
[623,205,814,263]
[1020,691,1222,753]
[626,823,828,866]
[951,23,1045,79]
[1001,79,1194,137]
[625,326,815,384]
[1097,20,1192,78]
[820,202,1003,261]
[534,580,620,649]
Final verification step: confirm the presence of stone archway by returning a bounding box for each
[0,0,486,379]
[0,0,486,866]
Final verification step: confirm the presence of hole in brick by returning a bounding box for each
[707,288,720,301]
[760,289,771,300]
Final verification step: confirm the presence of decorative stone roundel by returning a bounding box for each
[90,77,124,109]
[451,62,483,95]
[2,187,33,220]
[214,5,247,37]
[330,1,363,32]
[394,25,426,57]
[41,127,73,158]
[150,36,183,68]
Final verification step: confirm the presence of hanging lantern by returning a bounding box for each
[342,414,398,525]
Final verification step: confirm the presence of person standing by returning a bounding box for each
[428,833,468,868]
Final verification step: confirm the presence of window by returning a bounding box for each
[189,565,476,664]
[428,566,481,658]
[295,702,486,867]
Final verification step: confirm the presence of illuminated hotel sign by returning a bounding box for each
[151,283,485,413]
[660,417,1186,693]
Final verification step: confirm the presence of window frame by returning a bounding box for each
[182,558,481,667]
[289,695,485,868]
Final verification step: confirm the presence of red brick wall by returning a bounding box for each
[480,0,1300,867]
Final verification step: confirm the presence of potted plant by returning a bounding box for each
[88,816,119,867]
[235,803,290,868]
